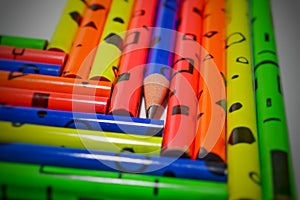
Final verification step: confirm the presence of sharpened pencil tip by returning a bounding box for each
[147,105,160,119]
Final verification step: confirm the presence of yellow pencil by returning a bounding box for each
[0,121,161,156]
[88,0,135,83]
[226,0,262,199]
[47,0,88,53]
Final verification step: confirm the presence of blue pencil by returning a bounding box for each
[0,143,227,182]
[0,105,164,136]
[143,0,180,118]
[0,58,62,76]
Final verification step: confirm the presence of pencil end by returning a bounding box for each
[147,105,159,119]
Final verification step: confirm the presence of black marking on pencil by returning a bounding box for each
[117,73,130,83]
[228,127,255,145]
[18,64,40,74]
[254,60,278,71]
[249,171,261,185]
[278,75,282,94]
[258,50,276,55]
[251,17,256,24]
[76,44,82,47]
[32,93,50,108]
[132,10,145,17]
[193,7,202,17]
[236,56,249,64]
[172,105,189,116]
[255,78,258,90]
[12,122,24,127]
[143,25,149,31]
[113,17,124,24]
[204,31,218,38]
[197,90,203,100]
[232,74,239,79]
[229,102,242,112]
[163,0,177,12]
[8,71,27,80]
[154,179,159,196]
[70,11,82,26]
[197,112,204,119]
[204,160,227,176]
[89,4,105,11]
[169,89,176,98]
[64,119,93,130]
[204,13,210,19]
[2,185,7,200]
[220,72,226,86]
[271,150,292,198]
[225,32,246,49]
[203,54,214,61]
[84,21,97,30]
[12,48,25,59]
[263,118,281,123]
[37,110,47,118]
[0,35,2,43]
[121,147,135,153]
[104,33,123,51]
[118,172,123,179]
[47,186,52,200]
[182,33,197,41]
[267,98,272,107]
[265,33,269,42]
[81,81,89,86]
[216,99,226,112]
[163,170,176,177]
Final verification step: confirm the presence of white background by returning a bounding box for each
[0,0,299,197]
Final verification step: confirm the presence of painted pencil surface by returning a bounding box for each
[226,0,262,198]
[193,0,226,163]
[143,0,180,119]
[47,0,88,53]
[109,0,158,117]
[0,161,228,200]
[62,0,112,79]
[88,0,135,82]
[251,0,296,199]
[0,35,47,50]
[161,0,203,158]
[0,143,227,182]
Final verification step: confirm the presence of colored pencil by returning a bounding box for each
[143,0,180,118]
[251,0,296,199]
[226,0,262,198]
[0,35,47,50]
[88,0,135,82]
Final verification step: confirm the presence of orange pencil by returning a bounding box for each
[193,0,227,162]
[0,71,112,98]
[62,0,112,79]
[161,0,203,158]
[0,46,67,66]
[108,0,158,117]
[0,87,108,113]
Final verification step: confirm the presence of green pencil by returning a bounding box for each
[0,35,47,50]
[0,161,228,200]
[251,0,296,199]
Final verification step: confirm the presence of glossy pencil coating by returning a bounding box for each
[0,105,164,136]
[0,87,108,113]
[0,46,67,66]
[143,0,180,119]
[251,0,296,199]
[226,0,262,199]
[193,0,226,163]
[62,0,112,79]
[0,35,47,50]
[0,71,112,98]
[161,0,203,158]
[0,161,228,200]
[109,0,158,117]
[47,0,88,53]
[0,59,62,76]
[0,143,227,182]
[0,121,162,155]
[89,0,135,82]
